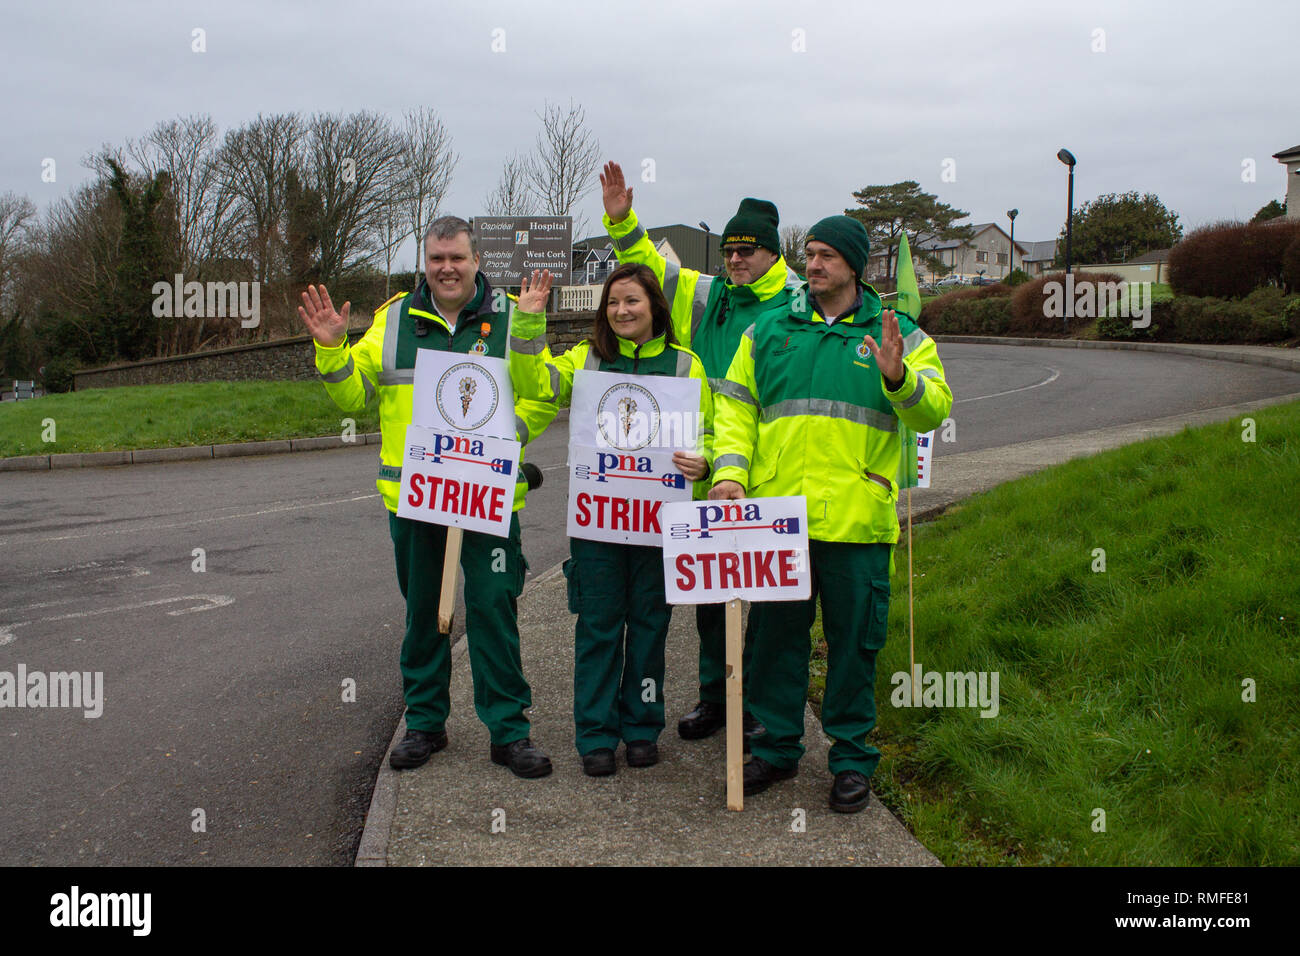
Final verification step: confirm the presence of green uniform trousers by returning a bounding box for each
[565,537,671,755]
[388,511,531,745]
[747,540,892,776]
[695,602,754,705]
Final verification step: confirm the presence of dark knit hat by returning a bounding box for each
[807,215,871,279]
[722,198,780,254]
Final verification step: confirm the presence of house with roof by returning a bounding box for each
[1274,143,1300,219]
[868,222,1030,283]
[561,235,683,310]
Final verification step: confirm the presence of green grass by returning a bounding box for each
[810,400,1300,865]
[0,381,379,457]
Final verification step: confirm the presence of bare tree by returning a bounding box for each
[780,224,808,273]
[484,152,537,217]
[400,107,458,267]
[525,99,601,237]
[216,113,303,286]
[0,192,37,315]
[306,110,406,282]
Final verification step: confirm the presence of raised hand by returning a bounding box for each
[517,270,554,314]
[298,284,350,348]
[863,308,905,386]
[599,161,633,223]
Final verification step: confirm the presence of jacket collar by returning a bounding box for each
[414,272,488,323]
[727,255,793,304]
[615,330,669,358]
[791,279,883,326]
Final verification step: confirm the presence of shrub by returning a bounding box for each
[1008,271,1125,335]
[1168,219,1300,298]
[41,356,76,393]
[1003,268,1032,287]
[1283,238,1300,294]
[1097,307,1158,341]
[923,283,1010,327]
[1148,293,1295,344]
[923,296,1012,335]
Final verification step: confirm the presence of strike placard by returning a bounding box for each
[569,368,702,452]
[566,443,692,545]
[395,424,520,537]
[411,349,515,440]
[916,429,935,488]
[660,496,811,604]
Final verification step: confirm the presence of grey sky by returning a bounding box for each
[3,0,1295,270]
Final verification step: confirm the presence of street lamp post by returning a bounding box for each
[699,221,712,276]
[1006,208,1018,278]
[1057,149,1077,276]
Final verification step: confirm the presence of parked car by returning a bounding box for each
[933,274,965,287]
[970,275,997,286]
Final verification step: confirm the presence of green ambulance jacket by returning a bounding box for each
[508,307,715,501]
[602,208,800,389]
[711,281,953,544]
[313,273,557,514]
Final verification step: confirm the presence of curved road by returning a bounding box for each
[1,344,1297,864]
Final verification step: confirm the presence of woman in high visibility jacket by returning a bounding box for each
[510,263,714,777]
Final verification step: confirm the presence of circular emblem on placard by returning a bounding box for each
[436,361,500,431]
[596,382,660,450]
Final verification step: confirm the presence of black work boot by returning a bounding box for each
[389,729,448,770]
[490,737,553,779]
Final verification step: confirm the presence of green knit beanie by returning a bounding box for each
[722,198,781,254]
[807,215,871,279]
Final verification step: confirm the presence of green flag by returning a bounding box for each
[894,233,922,490]
[895,232,922,324]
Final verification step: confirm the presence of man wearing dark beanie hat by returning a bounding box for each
[709,214,953,812]
[599,161,799,746]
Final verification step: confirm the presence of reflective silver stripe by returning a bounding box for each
[676,348,693,377]
[362,375,375,404]
[760,398,898,433]
[714,453,750,471]
[711,377,756,406]
[893,374,927,409]
[917,366,939,379]
[548,364,561,397]
[662,261,681,306]
[691,275,714,340]
[902,328,929,358]
[743,323,756,359]
[583,348,602,370]
[515,415,529,444]
[378,370,414,385]
[510,333,547,354]
[381,299,402,374]
[319,356,354,383]
[612,224,646,251]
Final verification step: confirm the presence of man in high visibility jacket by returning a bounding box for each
[710,215,953,812]
[299,215,556,779]
[599,161,799,742]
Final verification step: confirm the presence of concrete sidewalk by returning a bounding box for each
[358,388,1300,867]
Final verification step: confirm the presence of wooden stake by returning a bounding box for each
[438,526,463,636]
[725,597,743,811]
[908,487,918,706]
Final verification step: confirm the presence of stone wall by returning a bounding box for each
[72,312,599,390]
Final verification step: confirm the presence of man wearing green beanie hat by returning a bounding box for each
[709,212,953,812]
[599,161,799,746]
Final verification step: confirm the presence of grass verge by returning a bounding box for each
[810,400,1299,865]
[0,381,378,457]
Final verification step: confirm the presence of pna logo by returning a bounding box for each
[596,382,660,450]
[671,502,801,539]
[515,230,529,245]
[408,433,514,475]
[436,362,500,431]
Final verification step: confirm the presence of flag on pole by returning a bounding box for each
[894,232,925,490]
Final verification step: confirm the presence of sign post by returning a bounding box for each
[661,496,811,810]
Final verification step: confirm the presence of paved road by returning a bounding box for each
[1,344,1297,865]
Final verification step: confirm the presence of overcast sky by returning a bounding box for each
[3,0,1295,269]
